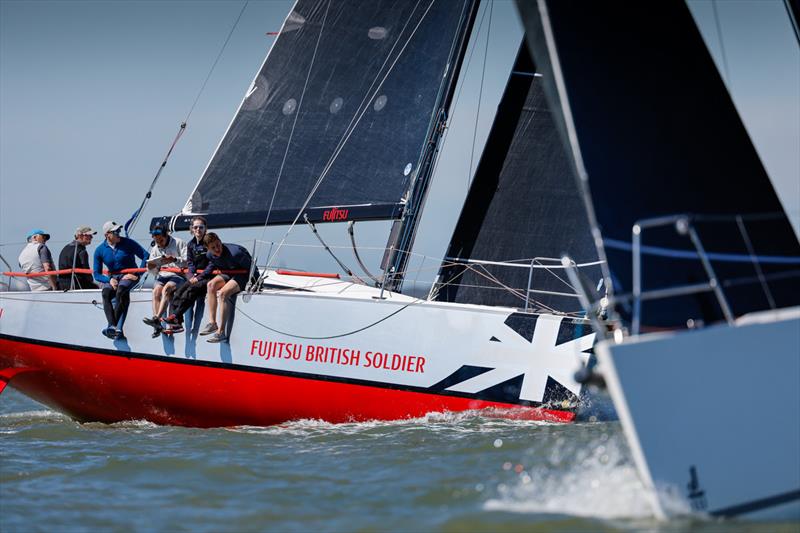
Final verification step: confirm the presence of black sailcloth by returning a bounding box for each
[517,1,800,328]
[171,0,470,230]
[435,44,600,312]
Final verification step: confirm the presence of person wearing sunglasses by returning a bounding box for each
[163,216,210,333]
[57,225,97,290]
[93,221,147,340]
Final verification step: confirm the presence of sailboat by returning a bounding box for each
[518,0,800,519]
[0,0,601,426]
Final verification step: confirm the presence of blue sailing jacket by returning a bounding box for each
[93,237,148,283]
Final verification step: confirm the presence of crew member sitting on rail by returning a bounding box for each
[18,229,58,291]
[93,221,147,340]
[57,225,96,290]
[163,216,209,333]
[198,232,258,344]
[142,224,187,337]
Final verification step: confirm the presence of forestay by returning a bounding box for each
[165,0,471,230]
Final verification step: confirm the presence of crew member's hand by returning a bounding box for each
[122,273,138,281]
[110,278,119,289]
[190,276,198,284]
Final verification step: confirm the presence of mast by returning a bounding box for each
[383,0,481,292]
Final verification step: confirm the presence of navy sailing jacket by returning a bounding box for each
[201,243,257,279]
[187,237,210,277]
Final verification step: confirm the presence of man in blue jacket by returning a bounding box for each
[199,232,258,343]
[93,221,148,339]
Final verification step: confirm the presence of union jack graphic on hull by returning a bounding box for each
[0,273,594,426]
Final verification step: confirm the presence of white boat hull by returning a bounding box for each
[597,307,800,519]
[0,275,595,425]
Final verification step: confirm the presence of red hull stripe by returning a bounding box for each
[0,335,575,427]
[275,269,340,279]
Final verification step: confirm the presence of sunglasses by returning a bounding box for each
[192,225,206,230]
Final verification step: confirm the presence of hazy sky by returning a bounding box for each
[688,0,800,238]
[0,0,521,292]
[1,0,797,291]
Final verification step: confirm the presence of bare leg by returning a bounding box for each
[152,285,163,317]
[157,282,177,317]
[205,276,224,327]
[217,280,241,334]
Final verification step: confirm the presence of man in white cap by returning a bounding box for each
[58,225,97,290]
[93,221,147,339]
[17,229,57,291]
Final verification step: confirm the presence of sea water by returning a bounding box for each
[0,388,796,532]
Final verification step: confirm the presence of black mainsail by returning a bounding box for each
[434,44,600,313]
[154,0,476,232]
[517,1,800,329]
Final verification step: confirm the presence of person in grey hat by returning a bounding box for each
[17,229,57,291]
[58,225,97,290]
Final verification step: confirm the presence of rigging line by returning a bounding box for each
[424,0,488,203]
[472,264,560,313]
[124,123,187,236]
[534,258,576,293]
[235,298,422,340]
[185,0,250,122]
[711,0,731,84]
[261,0,439,273]
[0,253,13,271]
[256,0,332,261]
[124,0,249,236]
[254,0,422,268]
[313,0,424,183]
[467,0,492,188]
[303,214,364,283]
[447,2,489,125]
[348,222,382,285]
[298,0,431,200]
[735,215,776,309]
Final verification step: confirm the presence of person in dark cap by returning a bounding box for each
[93,220,147,339]
[18,229,57,291]
[142,224,187,337]
[58,225,97,290]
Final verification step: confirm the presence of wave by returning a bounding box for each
[482,428,692,521]
[225,409,558,436]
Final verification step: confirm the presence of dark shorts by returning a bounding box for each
[155,274,185,289]
[218,273,248,292]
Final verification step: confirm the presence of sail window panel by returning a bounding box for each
[187,0,468,225]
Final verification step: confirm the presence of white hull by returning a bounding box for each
[597,307,800,519]
[0,272,595,424]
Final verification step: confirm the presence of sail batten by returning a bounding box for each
[164,0,472,231]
